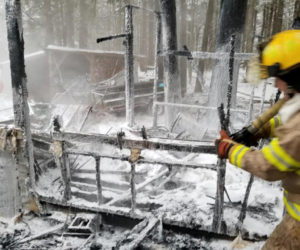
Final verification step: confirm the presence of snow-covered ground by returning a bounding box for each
[0,60,283,249]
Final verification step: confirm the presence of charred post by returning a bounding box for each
[226,35,235,127]
[124,5,135,127]
[53,141,71,201]
[213,104,227,233]
[5,0,35,190]
[95,156,103,205]
[152,11,162,127]
[130,163,136,214]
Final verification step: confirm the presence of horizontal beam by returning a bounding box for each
[160,50,255,60]
[65,148,217,171]
[51,131,216,154]
[154,101,249,113]
[38,195,267,242]
[96,33,127,43]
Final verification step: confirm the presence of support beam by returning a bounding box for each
[53,141,71,201]
[130,163,136,213]
[95,157,103,205]
[125,5,135,127]
[152,11,162,128]
[5,0,35,191]
[49,131,216,154]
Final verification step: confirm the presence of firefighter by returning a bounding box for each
[216,29,300,249]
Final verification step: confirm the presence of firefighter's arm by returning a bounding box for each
[216,131,287,181]
[256,115,281,139]
[231,116,281,146]
[229,145,287,181]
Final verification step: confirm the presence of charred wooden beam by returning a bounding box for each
[38,195,268,242]
[51,131,215,154]
[53,141,71,201]
[130,163,136,214]
[117,217,160,250]
[5,0,35,189]
[152,11,162,128]
[160,50,254,60]
[65,148,216,171]
[94,157,103,205]
[96,33,126,43]
[125,5,135,127]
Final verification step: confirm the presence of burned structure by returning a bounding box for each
[0,0,290,249]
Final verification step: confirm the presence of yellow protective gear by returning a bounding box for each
[259,29,300,79]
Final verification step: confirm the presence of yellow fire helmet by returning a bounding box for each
[260,29,300,79]
[247,29,300,86]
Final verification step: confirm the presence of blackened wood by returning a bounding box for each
[212,104,228,233]
[5,0,35,188]
[95,156,103,205]
[208,0,248,109]
[52,131,216,154]
[130,163,136,213]
[152,12,162,127]
[96,33,127,43]
[212,158,226,233]
[216,0,248,47]
[159,0,181,126]
[226,35,235,128]
[236,174,254,233]
[54,142,71,201]
[125,5,135,127]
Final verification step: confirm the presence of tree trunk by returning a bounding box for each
[44,0,54,46]
[194,0,218,92]
[79,0,88,48]
[208,0,248,109]
[63,0,75,47]
[178,0,187,97]
[295,0,300,18]
[271,0,284,34]
[242,0,257,52]
[159,0,180,127]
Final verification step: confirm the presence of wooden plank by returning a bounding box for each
[52,131,216,154]
[95,157,103,205]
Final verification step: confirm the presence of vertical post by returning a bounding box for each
[212,35,235,233]
[246,86,255,125]
[95,156,103,205]
[125,5,135,127]
[152,103,159,128]
[53,141,71,201]
[130,163,136,213]
[212,158,226,233]
[152,12,162,120]
[5,0,35,189]
[226,35,235,126]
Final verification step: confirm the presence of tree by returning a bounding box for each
[177,0,187,96]
[159,0,180,127]
[194,0,220,92]
[79,0,89,48]
[208,0,248,109]
[63,0,75,47]
[242,0,257,52]
[295,0,300,17]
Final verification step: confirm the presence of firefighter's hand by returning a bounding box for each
[230,126,258,147]
[215,130,236,159]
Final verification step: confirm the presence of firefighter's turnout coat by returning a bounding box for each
[229,93,300,249]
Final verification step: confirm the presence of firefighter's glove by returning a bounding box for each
[215,130,236,159]
[230,126,258,147]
